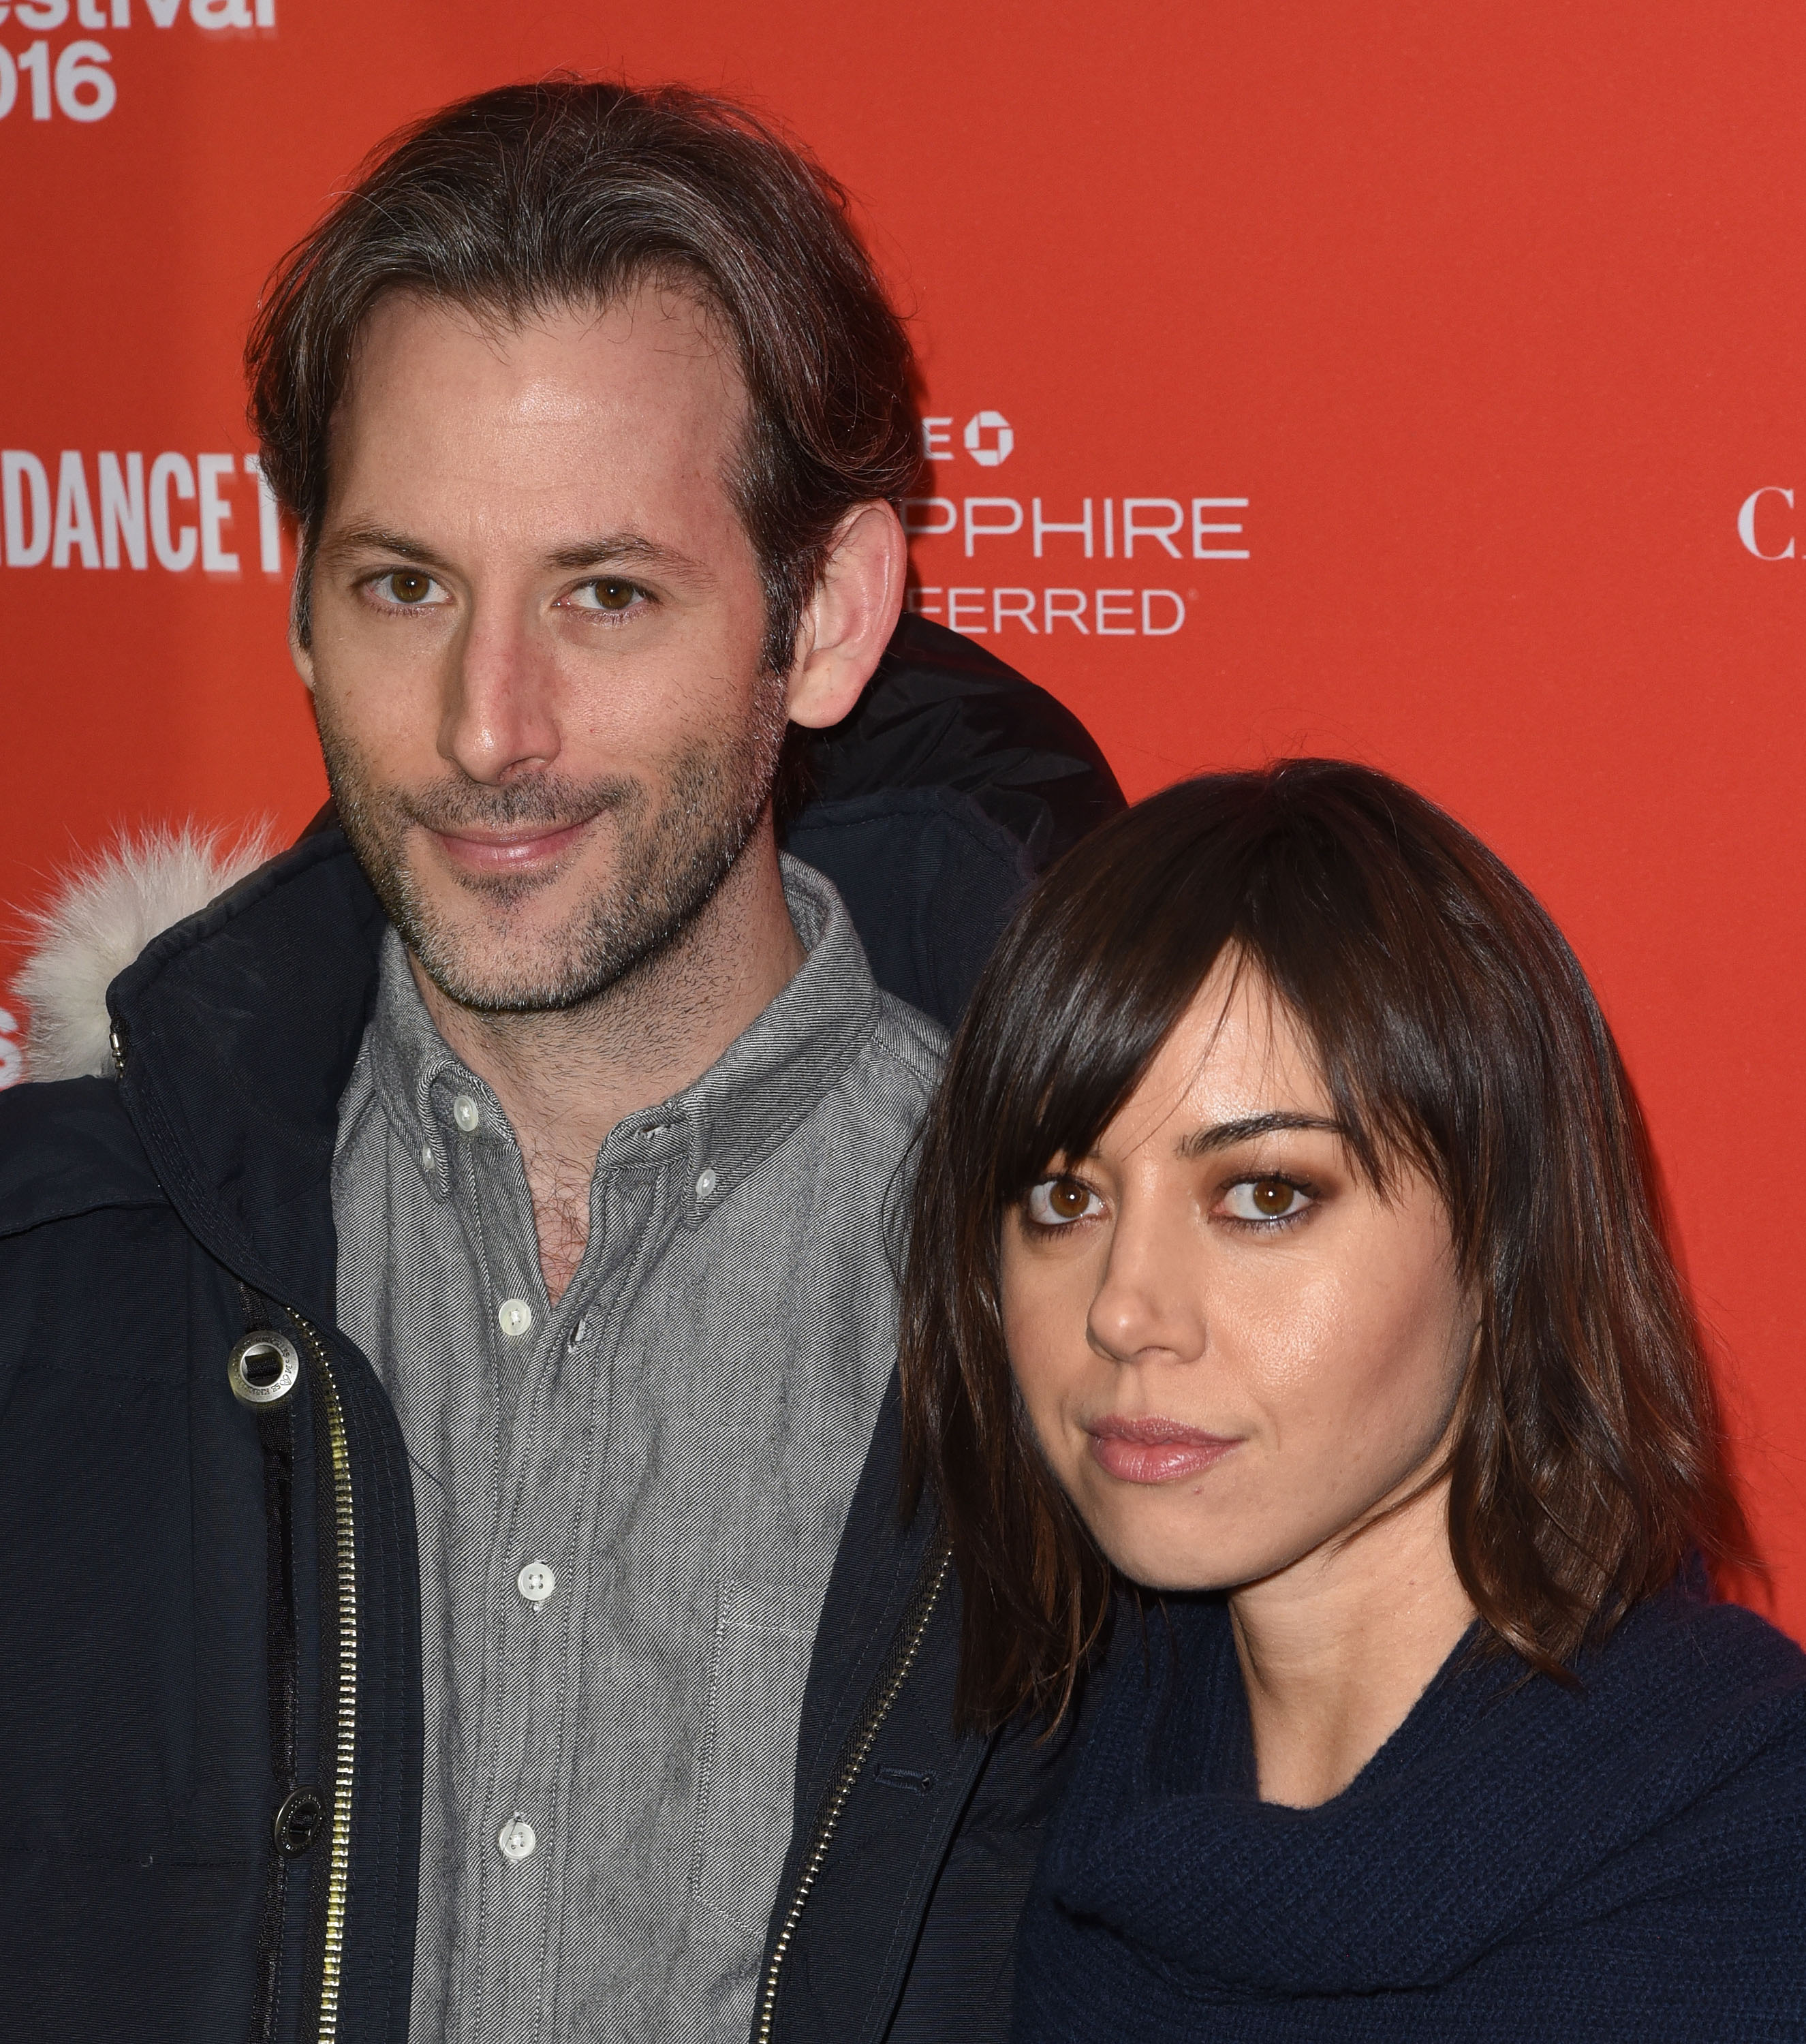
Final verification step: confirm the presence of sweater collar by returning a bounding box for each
[1044,1583,1806,1999]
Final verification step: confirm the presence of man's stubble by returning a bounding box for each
[315,677,790,1018]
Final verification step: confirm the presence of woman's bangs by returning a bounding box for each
[984,871,1242,1206]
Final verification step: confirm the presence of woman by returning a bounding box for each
[900,760,1805,2041]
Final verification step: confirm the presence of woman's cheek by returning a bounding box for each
[1001,1251,1095,1468]
[1221,1262,1350,1408]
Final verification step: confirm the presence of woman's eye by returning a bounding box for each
[1026,1177,1104,1228]
[372,569,446,607]
[564,577,642,613]
[1220,1177,1313,1225]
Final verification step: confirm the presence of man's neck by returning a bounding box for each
[410,826,805,1302]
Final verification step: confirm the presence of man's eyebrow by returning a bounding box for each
[317,525,453,570]
[541,533,708,577]
[316,526,710,580]
[1176,1112,1348,1158]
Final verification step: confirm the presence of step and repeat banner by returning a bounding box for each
[2,1,1803,1633]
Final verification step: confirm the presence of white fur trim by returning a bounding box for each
[13,822,278,1082]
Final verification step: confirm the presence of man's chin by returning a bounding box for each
[410,944,601,1017]
[403,901,608,1016]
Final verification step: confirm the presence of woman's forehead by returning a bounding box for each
[1102,959,1336,1157]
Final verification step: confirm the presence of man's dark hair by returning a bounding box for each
[246,78,920,673]
[901,759,1754,1729]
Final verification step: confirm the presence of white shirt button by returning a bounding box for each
[516,1560,556,1607]
[420,1142,435,1174]
[497,1814,537,1863]
[452,1094,481,1133]
[497,1298,534,1340]
[696,1166,718,1201]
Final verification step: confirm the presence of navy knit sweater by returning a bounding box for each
[1014,1581,1806,2041]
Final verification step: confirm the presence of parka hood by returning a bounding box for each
[14,822,279,1083]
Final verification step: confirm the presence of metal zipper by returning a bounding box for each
[752,1538,952,2044]
[292,1312,358,2044]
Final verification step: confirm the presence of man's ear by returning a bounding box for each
[783,501,907,730]
[288,555,318,691]
[290,626,317,692]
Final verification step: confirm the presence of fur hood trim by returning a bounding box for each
[12,822,278,1083]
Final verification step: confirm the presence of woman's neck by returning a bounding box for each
[1227,1478,1476,1808]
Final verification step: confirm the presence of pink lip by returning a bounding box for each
[429,819,590,873]
[1085,1415,1241,1485]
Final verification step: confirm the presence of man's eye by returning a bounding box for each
[565,578,642,613]
[1025,1177,1104,1227]
[375,570,444,606]
[1220,1177,1313,1224]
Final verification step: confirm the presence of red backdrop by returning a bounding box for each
[3,1,1801,1636]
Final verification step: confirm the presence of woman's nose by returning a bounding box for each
[1085,1203,1206,1368]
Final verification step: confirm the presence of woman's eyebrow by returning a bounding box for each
[1176,1112,1346,1158]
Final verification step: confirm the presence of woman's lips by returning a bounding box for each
[429,818,590,873]
[1085,1415,1240,1485]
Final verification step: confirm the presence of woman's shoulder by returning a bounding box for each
[1591,1577,1806,1719]
[1545,1580,1806,1850]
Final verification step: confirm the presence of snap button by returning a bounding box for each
[696,1166,718,1201]
[516,1560,556,1608]
[452,1094,481,1133]
[228,1329,301,1409]
[497,1298,533,1340]
[497,1814,537,1863]
[273,1786,326,1858]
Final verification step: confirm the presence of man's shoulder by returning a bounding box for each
[821,985,944,1139]
[778,987,943,1199]
[864,987,948,1098]
[0,1074,167,1240]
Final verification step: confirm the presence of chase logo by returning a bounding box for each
[962,410,1015,467]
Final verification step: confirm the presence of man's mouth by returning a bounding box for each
[425,818,593,874]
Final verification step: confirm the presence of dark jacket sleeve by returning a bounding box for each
[762,1376,1093,2044]
[880,1705,1088,2044]
[782,615,1125,1029]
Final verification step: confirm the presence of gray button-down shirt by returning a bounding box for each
[331,859,944,2044]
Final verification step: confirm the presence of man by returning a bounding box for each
[0,80,1121,2044]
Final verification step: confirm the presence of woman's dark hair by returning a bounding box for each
[901,759,1751,1727]
[245,77,919,670]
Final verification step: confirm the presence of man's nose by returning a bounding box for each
[437,604,562,784]
[1085,1199,1206,1369]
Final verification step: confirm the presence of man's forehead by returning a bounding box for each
[322,283,752,538]
[340,283,747,431]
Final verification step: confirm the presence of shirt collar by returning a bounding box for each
[362,855,882,1213]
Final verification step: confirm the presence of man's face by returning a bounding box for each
[300,286,788,1013]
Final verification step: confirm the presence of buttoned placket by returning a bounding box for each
[341,866,899,2044]
[431,1075,709,2044]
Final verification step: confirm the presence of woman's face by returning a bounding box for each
[999,956,1477,1594]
